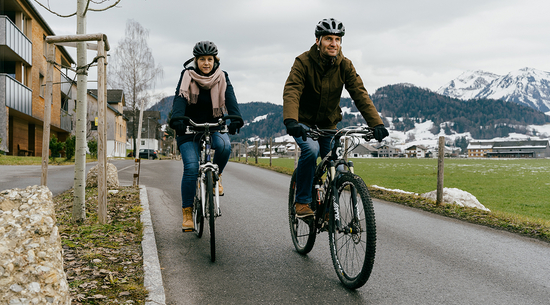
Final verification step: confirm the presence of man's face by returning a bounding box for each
[316,35,341,57]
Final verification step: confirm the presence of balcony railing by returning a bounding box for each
[0,16,32,65]
[60,109,72,132]
[1,73,32,116]
[61,73,74,98]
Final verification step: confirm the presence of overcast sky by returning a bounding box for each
[34,0,550,107]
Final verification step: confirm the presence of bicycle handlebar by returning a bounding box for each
[170,115,244,134]
[305,125,375,142]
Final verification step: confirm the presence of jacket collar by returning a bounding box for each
[308,43,343,69]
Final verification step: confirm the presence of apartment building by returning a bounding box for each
[87,89,128,157]
[1,0,74,156]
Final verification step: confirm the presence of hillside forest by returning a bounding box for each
[147,84,550,142]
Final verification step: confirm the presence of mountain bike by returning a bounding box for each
[173,115,243,262]
[288,125,377,289]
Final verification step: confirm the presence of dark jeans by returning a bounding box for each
[294,124,334,204]
[178,133,231,208]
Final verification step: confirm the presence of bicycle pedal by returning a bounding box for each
[182,228,194,233]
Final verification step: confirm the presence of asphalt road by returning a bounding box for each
[3,159,549,304]
[0,160,134,196]
[137,160,550,305]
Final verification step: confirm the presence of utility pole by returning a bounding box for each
[73,0,88,221]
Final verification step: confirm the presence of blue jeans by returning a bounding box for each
[179,132,231,208]
[294,125,334,204]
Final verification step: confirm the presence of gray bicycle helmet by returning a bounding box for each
[315,18,345,38]
[193,41,218,57]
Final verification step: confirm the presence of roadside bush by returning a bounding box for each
[88,138,98,158]
[49,135,65,161]
[64,135,76,160]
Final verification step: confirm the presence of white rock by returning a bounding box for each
[420,187,490,212]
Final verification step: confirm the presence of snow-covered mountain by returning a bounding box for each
[437,67,550,112]
[437,70,500,100]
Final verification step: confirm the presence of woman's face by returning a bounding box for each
[196,55,215,75]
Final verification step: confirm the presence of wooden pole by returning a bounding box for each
[436,136,445,205]
[269,137,272,167]
[97,39,107,224]
[255,140,258,164]
[40,43,55,186]
[245,141,248,164]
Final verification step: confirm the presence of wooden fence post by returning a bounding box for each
[255,140,258,164]
[436,136,445,205]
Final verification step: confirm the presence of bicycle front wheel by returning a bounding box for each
[193,181,204,238]
[329,172,376,289]
[206,171,216,262]
[288,170,316,254]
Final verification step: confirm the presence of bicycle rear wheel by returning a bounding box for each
[329,172,376,289]
[193,181,204,238]
[206,171,216,262]
[288,170,316,254]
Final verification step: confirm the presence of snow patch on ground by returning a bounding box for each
[420,188,490,212]
[371,185,417,195]
[371,185,490,212]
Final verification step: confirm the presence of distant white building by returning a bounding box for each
[468,139,550,158]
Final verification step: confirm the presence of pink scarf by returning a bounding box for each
[178,67,227,117]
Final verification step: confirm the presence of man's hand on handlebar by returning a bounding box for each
[373,124,389,142]
[284,119,307,141]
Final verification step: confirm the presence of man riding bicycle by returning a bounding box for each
[283,18,389,217]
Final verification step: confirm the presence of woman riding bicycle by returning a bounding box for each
[170,41,243,231]
[283,18,389,217]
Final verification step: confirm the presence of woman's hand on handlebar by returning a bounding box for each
[228,120,243,135]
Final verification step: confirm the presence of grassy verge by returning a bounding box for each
[0,155,99,165]
[232,158,550,243]
[53,186,147,304]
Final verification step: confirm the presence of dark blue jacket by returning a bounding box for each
[170,65,241,143]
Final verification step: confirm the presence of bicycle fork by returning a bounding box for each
[199,165,220,217]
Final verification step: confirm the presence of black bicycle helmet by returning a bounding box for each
[315,18,345,38]
[193,41,218,57]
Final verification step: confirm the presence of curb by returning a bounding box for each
[140,185,166,304]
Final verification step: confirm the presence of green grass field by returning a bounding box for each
[244,157,550,222]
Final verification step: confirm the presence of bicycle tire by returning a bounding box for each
[329,172,376,289]
[193,182,204,238]
[206,170,216,262]
[288,170,316,254]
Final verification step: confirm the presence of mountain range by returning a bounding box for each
[437,67,550,113]
[146,67,550,142]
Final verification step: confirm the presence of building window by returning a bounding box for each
[43,35,47,57]
[39,74,45,97]
[90,121,97,131]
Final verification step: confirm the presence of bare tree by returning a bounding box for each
[109,19,163,156]
[33,0,122,222]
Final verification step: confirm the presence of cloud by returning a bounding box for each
[35,0,550,105]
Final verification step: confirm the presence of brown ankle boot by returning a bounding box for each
[182,207,194,231]
[295,203,314,218]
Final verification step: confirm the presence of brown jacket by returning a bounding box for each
[283,44,383,129]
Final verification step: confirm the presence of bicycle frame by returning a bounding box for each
[198,131,220,217]
[309,126,373,233]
